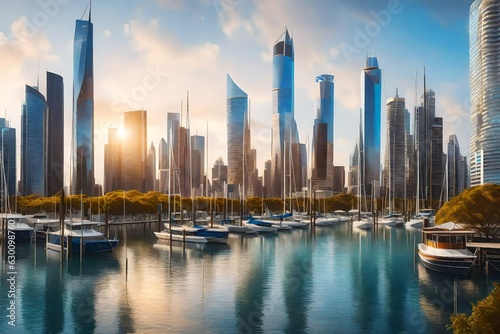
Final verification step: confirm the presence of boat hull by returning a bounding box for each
[47,235,119,253]
[154,231,208,244]
[418,244,476,275]
[11,229,34,242]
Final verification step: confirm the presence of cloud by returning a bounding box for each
[103,30,111,38]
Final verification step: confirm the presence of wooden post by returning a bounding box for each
[125,226,128,282]
[182,229,186,250]
[67,235,72,258]
[104,208,109,239]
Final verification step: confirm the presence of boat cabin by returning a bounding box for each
[422,227,475,250]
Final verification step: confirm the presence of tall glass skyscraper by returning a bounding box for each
[72,9,94,195]
[226,74,248,189]
[361,56,381,197]
[158,138,168,194]
[46,71,64,196]
[384,92,406,200]
[0,119,16,199]
[312,74,335,191]
[122,110,147,192]
[469,0,500,185]
[271,28,299,198]
[21,85,46,196]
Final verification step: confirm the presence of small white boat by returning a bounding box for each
[405,218,423,229]
[2,214,34,242]
[418,222,477,275]
[243,221,277,233]
[154,231,208,243]
[353,218,373,230]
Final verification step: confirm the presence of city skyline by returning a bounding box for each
[0,1,472,187]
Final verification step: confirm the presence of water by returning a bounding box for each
[1,224,497,333]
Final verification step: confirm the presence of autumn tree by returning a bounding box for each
[435,184,500,240]
[449,283,500,334]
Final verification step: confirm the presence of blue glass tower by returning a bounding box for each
[226,74,248,189]
[361,56,381,197]
[271,28,299,198]
[46,71,64,196]
[0,119,16,199]
[72,8,94,195]
[313,74,335,190]
[21,85,46,196]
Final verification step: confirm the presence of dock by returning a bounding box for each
[467,241,500,273]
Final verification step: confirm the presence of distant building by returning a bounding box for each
[447,134,468,198]
[46,71,64,196]
[146,142,156,192]
[361,56,382,198]
[312,74,334,192]
[158,138,168,193]
[122,110,147,192]
[191,135,205,196]
[104,128,122,194]
[383,91,406,199]
[0,118,16,198]
[271,28,300,198]
[333,166,345,194]
[211,157,227,197]
[21,85,46,196]
[72,8,94,196]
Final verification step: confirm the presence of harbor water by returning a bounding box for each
[1,223,497,333]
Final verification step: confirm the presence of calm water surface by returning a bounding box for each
[1,223,498,333]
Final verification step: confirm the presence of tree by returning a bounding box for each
[435,184,500,240]
[449,283,500,334]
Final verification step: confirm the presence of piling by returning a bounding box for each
[104,209,109,239]
[67,235,72,258]
[125,226,128,282]
[157,209,162,233]
[182,229,186,251]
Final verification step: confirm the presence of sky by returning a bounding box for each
[0,0,473,187]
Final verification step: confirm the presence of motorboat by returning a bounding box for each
[2,214,34,242]
[47,220,119,253]
[418,222,477,275]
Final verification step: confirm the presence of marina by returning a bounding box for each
[1,222,498,333]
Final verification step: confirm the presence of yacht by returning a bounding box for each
[418,222,477,275]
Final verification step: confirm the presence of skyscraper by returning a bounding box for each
[46,71,64,196]
[383,91,406,200]
[73,8,94,196]
[146,142,156,192]
[271,28,299,198]
[469,0,500,185]
[21,85,46,196]
[104,128,122,194]
[312,74,334,192]
[122,110,147,192]
[0,119,16,199]
[191,135,205,196]
[447,134,468,198]
[158,138,168,193]
[226,74,248,190]
[361,56,381,197]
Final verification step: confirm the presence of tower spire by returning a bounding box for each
[89,0,92,22]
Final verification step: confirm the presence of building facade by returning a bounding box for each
[158,138,168,194]
[361,56,382,198]
[312,74,335,191]
[21,85,46,196]
[104,128,122,194]
[0,119,16,199]
[146,142,156,192]
[270,28,300,198]
[469,0,500,185]
[46,71,64,196]
[122,110,147,192]
[72,11,95,195]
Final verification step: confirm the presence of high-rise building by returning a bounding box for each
[312,74,334,191]
[122,110,147,192]
[226,74,248,190]
[348,142,359,195]
[21,85,46,196]
[361,56,382,197]
[211,157,227,197]
[191,135,205,195]
[72,8,94,195]
[469,0,500,185]
[104,128,122,194]
[46,71,64,196]
[167,112,181,195]
[383,91,406,200]
[146,142,156,192]
[333,166,345,194]
[158,138,168,194]
[415,86,444,203]
[0,119,16,199]
[271,28,299,198]
[447,135,468,198]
